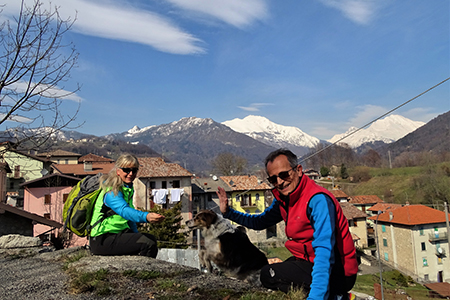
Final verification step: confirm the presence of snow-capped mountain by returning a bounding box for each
[328,114,425,148]
[222,115,320,156]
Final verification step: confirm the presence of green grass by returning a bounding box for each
[353,270,430,300]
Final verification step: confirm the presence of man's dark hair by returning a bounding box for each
[264,148,298,170]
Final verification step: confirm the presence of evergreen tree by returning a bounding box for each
[138,202,188,249]
[340,163,349,179]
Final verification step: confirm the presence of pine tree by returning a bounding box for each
[138,202,188,249]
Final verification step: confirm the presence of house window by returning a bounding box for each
[438,257,443,265]
[383,238,387,247]
[384,253,389,261]
[9,181,14,189]
[63,193,69,203]
[162,181,167,189]
[419,227,424,236]
[434,227,439,238]
[242,194,251,206]
[150,181,156,189]
[354,220,357,227]
[423,258,428,267]
[255,193,260,201]
[44,213,51,219]
[348,220,355,227]
[424,274,429,281]
[65,159,68,164]
[172,180,180,188]
[381,225,386,232]
[208,194,213,201]
[14,165,20,178]
[44,194,51,205]
[421,242,426,251]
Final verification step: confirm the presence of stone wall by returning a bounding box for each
[0,212,33,237]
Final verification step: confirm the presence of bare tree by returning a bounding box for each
[0,0,81,151]
[211,152,247,176]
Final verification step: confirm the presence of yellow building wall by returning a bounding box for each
[229,190,267,214]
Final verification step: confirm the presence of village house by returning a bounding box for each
[340,202,369,248]
[19,173,87,247]
[0,202,62,238]
[330,189,350,202]
[0,143,53,207]
[36,149,82,164]
[134,157,193,222]
[191,176,231,213]
[369,204,450,284]
[220,175,278,243]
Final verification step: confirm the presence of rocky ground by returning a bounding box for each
[0,246,278,300]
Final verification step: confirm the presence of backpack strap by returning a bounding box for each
[86,193,117,236]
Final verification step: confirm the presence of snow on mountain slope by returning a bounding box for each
[328,114,425,148]
[222,115,320,149]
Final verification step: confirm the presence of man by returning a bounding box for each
[217,149,358,300]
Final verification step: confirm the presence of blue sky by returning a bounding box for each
[3,0,449,140]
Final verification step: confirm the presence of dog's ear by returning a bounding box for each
[201,210,217,227]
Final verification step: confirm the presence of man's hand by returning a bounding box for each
[217,187,229,214]
[146,213,165,223]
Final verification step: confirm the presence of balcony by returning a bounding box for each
[428,232,448,243]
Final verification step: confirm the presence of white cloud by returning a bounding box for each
[348,104,387,127]
[4,0,205,55]
[318,0,380,25]
[6,81,83,103]
[238,102,273,112]
[165,0,268,28]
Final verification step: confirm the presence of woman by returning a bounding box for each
[89,153,165,257]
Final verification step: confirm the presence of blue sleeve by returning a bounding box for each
[103,190,148,232]
[307,194,336,300]
[223,199,283,230]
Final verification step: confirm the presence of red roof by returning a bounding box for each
[52,163,115,176]
[330,189,349,199]
[137,157,192,178]
[367,203,402,212]
[368,205,449,225]
[349,195,383,205]
[424,282,450,297]
[340,202,368,219]
[78,153,114,163]
[220,175,272,191]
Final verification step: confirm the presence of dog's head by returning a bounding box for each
[185,210,218,230]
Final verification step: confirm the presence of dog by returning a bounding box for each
[185,210,268,281]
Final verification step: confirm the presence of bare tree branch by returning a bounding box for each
[0,0,82,151]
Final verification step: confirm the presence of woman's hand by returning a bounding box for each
[146,213,165,223]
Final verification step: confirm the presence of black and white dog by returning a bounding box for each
[186,210,268,281]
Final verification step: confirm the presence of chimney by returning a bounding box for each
[84,161,93,172]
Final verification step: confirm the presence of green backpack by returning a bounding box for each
[62,173,109,237]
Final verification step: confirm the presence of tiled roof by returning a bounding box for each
[220,175,272,191]
[330,189,349,199]
[192,177,232,193]
[367,203,402,213]
[424,282,450,297]
[78,153,114,163]
[349,195,383,205]
[0,202,62,228]
[368,205,449,225]
[52,163,115,176]
[340,202,368,219]
[137,157,192,178]
[37,149,81,157]
[20,173,80,188]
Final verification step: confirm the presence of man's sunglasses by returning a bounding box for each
[120,167,139,174]
[267,167,296,185]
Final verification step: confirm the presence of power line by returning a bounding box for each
[299,77,450,164]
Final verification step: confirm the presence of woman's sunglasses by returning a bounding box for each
[267,167,296,185]
[120,167,139,174]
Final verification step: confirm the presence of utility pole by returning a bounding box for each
[444,202,450,257]
[388,150,392,169]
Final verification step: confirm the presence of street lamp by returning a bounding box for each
[375,210,385,300]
